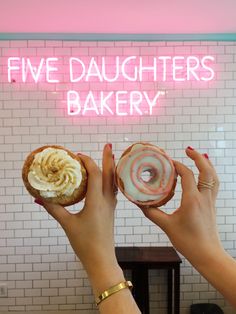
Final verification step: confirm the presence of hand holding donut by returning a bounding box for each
[141,147,236,308]
[33,144,126,298]
[140,146,221,264]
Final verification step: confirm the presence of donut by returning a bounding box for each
[115,142,177,207]
[22,145,87,206]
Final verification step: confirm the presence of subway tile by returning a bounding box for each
[0,39,236,313]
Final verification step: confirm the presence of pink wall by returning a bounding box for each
[0,0,236,33]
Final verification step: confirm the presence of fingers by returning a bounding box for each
[102,143,117,199]
[185,147,219,200]
[201,153,219,201]
[78,153,102,197]
[173,160,198,196]
[35,199,72,230]
[186,148,214,181]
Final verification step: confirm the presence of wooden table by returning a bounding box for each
[115,246,182,314]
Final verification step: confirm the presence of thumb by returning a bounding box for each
[140,206,169,232]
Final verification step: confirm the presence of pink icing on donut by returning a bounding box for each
[136,163,165,194]
[116,144,176,205]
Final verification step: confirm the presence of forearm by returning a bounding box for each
[65,229,141,312]
[87,262,141,314]
[190,247,236,307]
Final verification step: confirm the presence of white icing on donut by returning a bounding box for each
[28,148,82,198]
[116,143,175,204]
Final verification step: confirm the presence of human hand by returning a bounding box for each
[36,144,122,289]
[140,147,223,266]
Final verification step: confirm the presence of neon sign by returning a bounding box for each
[67,90,161,116]
[7,55,215,116]
[8,57,60,83]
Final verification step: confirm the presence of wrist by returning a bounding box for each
[88,262,125,296]
[187,243,226,271]
[82,250,124,295]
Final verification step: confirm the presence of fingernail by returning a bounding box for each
[34,199,44,206]
[112,154,115,160]
[203,153,209,159]
[187,146,194,151]
[107,143,112,149]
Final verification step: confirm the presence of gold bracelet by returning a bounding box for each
[95,280,133,306]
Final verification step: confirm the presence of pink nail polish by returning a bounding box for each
[187,146,194,151]
[34,199,44,206]
[203,153,209,159]
[108,143,112,149]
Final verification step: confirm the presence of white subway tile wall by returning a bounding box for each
[0,40,236,314]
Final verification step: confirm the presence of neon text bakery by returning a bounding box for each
[7,55,215,116]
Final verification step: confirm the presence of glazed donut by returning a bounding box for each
[22,145,87,206]
[115,142,177,207]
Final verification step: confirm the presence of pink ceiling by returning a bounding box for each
[0,0,236,34]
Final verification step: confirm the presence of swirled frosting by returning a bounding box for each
[116,143,175,204]
[28,148,82,198]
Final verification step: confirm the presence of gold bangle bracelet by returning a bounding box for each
[95,280,133,306]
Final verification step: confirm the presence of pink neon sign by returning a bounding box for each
[67,90,161,116]
[8,57,60,83]
[7,55,215,116]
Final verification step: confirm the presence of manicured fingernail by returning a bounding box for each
[187,146,194,150]
[203,153,209,159]
[108,143,112,149]
[34,199,44,206]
